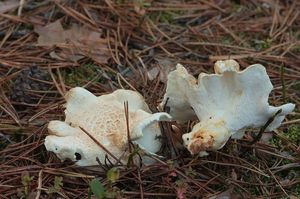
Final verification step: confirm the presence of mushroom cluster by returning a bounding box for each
[44,60,295,166]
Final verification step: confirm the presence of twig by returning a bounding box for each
[124,101,132,153]
[249,109,282,145]
[18,0,25,16]
[79,127,123,166]
[35,170,43,199]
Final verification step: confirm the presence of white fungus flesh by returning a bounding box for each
[160,60,295,155]
[45,87,171,166]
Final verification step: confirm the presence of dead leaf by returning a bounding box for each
[34,20,110,63]
[64,24,109,63]
[34,20,66,46]
[147,67,160,81]
[49,51,84,62]
[133,0,146,16]
[260,132,273,143]
[231,169,237,181]
[0,0,19,14]
[279,178,290,186]
[208,188,241,199]
[147,58,176,82]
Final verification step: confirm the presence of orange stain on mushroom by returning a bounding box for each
[189,137,213,155]
[189,130,214,154]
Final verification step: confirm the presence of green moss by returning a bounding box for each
[115,0,125,4]
[254,6,265,17]
[250,38,272,51]
[294,184,300,197]
[47,176,63,195]
[116,0,151,7]
[148,10,184,24]
[63,63,101,87]
[20,23,34,30]
[255,6,263,14]
[220,36,234,45]
[0,138,9,150]
[18,172,34,198]
[88,168,123,199]
[184,167,197,178]
[271,124,300,150]
[231,3,243,13]
[291,82,300,92]
[134,0,151,8]
[276,169,300,197]
[285,125,300,144]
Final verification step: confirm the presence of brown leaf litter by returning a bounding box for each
[0,0,19,14]
[34,20,110,63]
[0,0,299,198]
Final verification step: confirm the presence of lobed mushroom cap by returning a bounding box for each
[158,64,198,123]
[44,87,171,166]
[161,60,295,155]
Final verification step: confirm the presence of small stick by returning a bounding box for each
[163,97,170,113]
[18,0,25,16]
[249,109,282,145]
[124,101,132,153]
[35,170,43,199]
[79,127,123,166]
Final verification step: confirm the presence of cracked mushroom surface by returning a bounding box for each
[160,60,295,155]
[44,87,171,166]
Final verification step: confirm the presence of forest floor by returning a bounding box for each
[0,0,299,198]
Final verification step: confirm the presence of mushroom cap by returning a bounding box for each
[161,60,295,155]
[182,119,230,155]
[214,59,240,74]
[158,64,198,123]
[44,87,171,166]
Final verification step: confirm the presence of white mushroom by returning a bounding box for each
[160,60,295,155]
[45,87,171,166]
